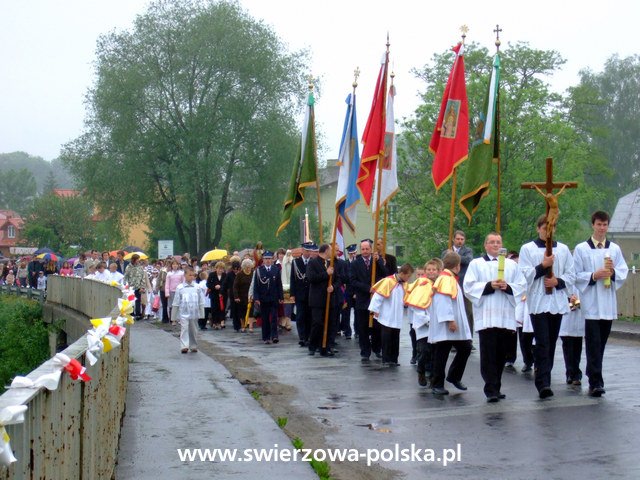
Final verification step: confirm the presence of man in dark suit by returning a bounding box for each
[253,250,283,345]
[442,229,475,336]
[376,238,398,276]
[350,239,387,361]
[307,244,342,357]
[339,244,358,339]
[290,242,314,346]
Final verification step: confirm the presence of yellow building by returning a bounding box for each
[312,159,402,258]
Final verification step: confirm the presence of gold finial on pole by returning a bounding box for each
[307,75,315,91]
[460,25,469,44]
[386,32,390,52]
[353,67,360,88]
[390,69,395,85]
[494,24,502,52]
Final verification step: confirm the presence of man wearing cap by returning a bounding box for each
[350,239,387,362]
[253,250,284,345]
[290,242,315,347]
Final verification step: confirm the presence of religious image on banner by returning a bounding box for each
[382,131,394,170]
[441,100,460,139]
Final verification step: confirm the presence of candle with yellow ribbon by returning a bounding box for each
[603,253,612,288]
[497,248,507,281]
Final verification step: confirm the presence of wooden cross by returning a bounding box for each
[521,157,578,293]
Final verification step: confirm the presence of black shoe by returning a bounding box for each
[272,338,279,344]
[504,363,516,373]
[299,341,306,347]
[345,336,352,340]
[521,364,532,373]
[361,356,370,363]
[374,351,382,359]
[410,356,417,365]
[589,386,605,397]
[572,379,582,386]
[539,387,554,399]
[498,393,506,399]
[566,377,573,385]
[308,350,315,356]
[320,350,335,357]
[487,396,499,403]
[446,378,468,391]
[432,387,449,395]
[418,373,428,386]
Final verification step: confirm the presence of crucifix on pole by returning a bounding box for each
[521,157,578,293]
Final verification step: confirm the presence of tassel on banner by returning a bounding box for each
[0,405,28,466]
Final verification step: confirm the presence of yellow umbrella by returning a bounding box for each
[201,248,228,262]
[123,251,148,260]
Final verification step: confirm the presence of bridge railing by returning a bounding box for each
[0,276,128,480]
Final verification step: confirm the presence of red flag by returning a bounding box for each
[357,53,389,206]
[429,43,469,190]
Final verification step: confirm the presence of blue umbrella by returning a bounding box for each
[34,247,54,255]
[122,245,144,252]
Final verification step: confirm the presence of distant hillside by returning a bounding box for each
[0,151,75,193]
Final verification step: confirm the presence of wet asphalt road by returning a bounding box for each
[199,320,640,480]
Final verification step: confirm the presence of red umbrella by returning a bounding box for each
[36,253,59,262]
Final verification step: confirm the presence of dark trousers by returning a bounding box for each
[416,337,433,375]
[432,340,472,389]
[409,326,417,360]
[518,327,535,367]
[479,328,511,397]
[230,299,241,331]
[339,306,353,338]
[260,302,279,341]
[380,324,400,363]
[505,329,518,364]
[585,319,612,389]
[355,308,381,358]
[309,306,336,352]
[561,336,583,382]
[134,289,142,318]
[531,313,562,392]
[198,307,211,329]
[295,301,311,343]
[160,290,170,323]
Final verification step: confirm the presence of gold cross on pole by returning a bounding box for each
[521,157,578,293]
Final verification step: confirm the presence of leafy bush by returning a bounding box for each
[0,296,50,393]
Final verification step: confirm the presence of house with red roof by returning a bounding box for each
[0,210,24,256]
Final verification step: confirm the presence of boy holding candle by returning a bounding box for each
[464,233,527,402]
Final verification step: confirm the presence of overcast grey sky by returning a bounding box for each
[1,0,638,162]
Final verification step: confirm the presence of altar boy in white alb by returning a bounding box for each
[519,215,575,399]
[369,264,414,366]
[428,252,472,395]
[464,233,527,402]
[573,211,628,397]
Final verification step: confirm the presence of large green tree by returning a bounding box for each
[0,168,37,214]
[392,43,608,263]
[567,54,640,202]
[62,0,307,254]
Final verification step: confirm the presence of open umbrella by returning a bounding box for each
[36,253,60,262]
[201,248,228,262]
[34,247,54,255]
[123,251,148,261]
[122,245,143,252]
[109,250,127,257]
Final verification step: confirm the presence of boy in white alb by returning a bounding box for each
[464,233,527,402]
[428,252,472,395]
[172,267,205,353]
[572,210,628,397]
[369,263,414,366]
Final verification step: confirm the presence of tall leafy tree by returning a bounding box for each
[392,42,606,263]
[567,54,640,201]
[0,168,37,214]
[62,0,308,254]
